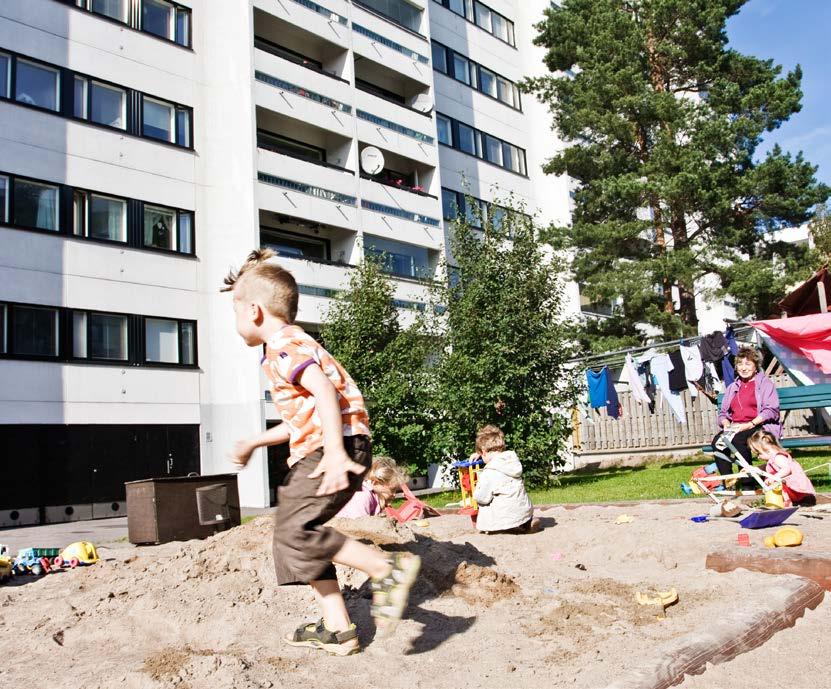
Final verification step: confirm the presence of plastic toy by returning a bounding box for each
[738,506,798,530]
[0,554,12,583]
[53,541,99,568]
[385,484,438,524]
[765,526,804,548]
[737,533,750,547]
[450,457,485,517]
[12,548,60,576]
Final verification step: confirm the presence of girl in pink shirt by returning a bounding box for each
[337,457,408,519]
[749,431,817,507]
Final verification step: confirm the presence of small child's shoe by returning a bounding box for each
[370,552,421,636]
[284,619,361,656]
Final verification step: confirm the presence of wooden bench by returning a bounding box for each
[701,383,831,453]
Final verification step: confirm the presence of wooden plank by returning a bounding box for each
[706,547,831,591]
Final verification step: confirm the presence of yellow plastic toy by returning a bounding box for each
[451,458,484,515]
[58,541,99,566]
[764,485,785,509]
[0,554,12,583]
[764,527,803,548]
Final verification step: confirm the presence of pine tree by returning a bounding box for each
[526,0,829,351]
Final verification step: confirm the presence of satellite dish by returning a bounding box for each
[360,146,385,175]
[411,93,433,114]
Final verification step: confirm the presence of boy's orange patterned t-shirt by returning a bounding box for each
[262,325,370,466]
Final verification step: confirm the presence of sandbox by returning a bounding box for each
[0,502,828,689]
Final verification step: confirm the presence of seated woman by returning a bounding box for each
[711,346,780,487]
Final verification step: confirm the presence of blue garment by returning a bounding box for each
[725,326,739,356]
[586,368,609,408]
[722,356,735,386]
[586,367,620,419]
[605,368,621,419]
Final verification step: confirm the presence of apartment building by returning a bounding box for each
[0,0,572,525]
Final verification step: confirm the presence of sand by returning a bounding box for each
[0,502,828,689]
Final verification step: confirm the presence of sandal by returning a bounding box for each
[370,552,421,635]
[284,619,361,656]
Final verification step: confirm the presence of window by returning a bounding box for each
[453,54,470,85]
[437,115,452,145]
[474,2,492,31]
[90,81,126,129]
[73,311,128,360]
[258,130,326,161]
[177,212,193,255]
[497,77,517,108]
[356,0,423,33]
[73,76,87,118]
[89,0,127,22]
[490,205,507,231]
[431,42,447,74]
[145,317,195,364]
[142,97,174,142]
[0,304,6,354]
[441,188,459,219]
[13,305,58,356]
[73,190,87,236]
[479,67,498,98]
[175,106,190,147]
[144,205,176,250]
[142,0,175,41]
[457,123,475,154]
[261,228,328,262]
[14,179,59,231]
[364,235,432,279]
[0,176,7,223]
[15,59,59,111]
[484,135,502,165]
[491,12,509,42]
[0,53,10,98]
[175,6,190,47]
[448,0,465,15]
[89,194,126,241]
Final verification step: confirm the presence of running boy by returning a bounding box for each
[224,249,420,656]
[471,425,538,534]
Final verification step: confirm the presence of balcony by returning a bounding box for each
[359,194,443,251]
[257,145,356,201]
[351,18,432,87]
[253,49,353,138]
[356,106,437,168]
[257,172,357,231]
[252,0,350,49]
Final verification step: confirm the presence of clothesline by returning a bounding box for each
[570,322,756,372]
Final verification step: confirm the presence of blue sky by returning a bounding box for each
[727,0,831,185]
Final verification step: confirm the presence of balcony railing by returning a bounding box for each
[299,284,431,312]
[255,71,352,113]
[288,0,348,25]
[254,38,349,83]
[361,199,440,226]
[258,139,354,175]
[360,172,437,198]
[355,80,432,118]
[357,110,434,144]
[258,172,357,205]
[352,23,429,64]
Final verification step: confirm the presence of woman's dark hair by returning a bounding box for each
[735,346,763,371]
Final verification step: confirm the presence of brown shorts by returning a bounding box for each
[272,435,371,585]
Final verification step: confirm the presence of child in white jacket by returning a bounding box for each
[471,425,537,534]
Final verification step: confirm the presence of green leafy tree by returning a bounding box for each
[526,0,829,351]
[320,257,434,475]
[427,199,578,487]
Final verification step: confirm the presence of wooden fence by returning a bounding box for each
[575,374,827,454]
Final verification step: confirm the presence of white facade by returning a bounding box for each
[0,0,572,522]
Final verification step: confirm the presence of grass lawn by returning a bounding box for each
[416,449,831,508]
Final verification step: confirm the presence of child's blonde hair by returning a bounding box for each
[476,425,505,455]
[221,248,298,323]
[749,429,783,454]
[368,456,409,492]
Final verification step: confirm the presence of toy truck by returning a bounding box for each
[12,548,60,576]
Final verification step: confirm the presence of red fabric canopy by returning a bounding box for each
[753,313,831,374]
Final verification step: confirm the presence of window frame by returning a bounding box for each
[141,0,176,42]
[72,309,130,362]
[432,0,515,47]
[142,316,198,367]
[12,177,61,232]
[436,114,528,177]
[0,52,12,99]
[0,169,196,256]
[67,0,192,48]
[14,57,61,112]
[7,303,60,359]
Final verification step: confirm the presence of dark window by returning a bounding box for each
[452,54,470,84]
[356,0,422,33]
[0,303,7,353]
[257,131,326,163]
[0,175,7,222]
[73,311,129,360]
[437,115,452,145]
[457,122,475,154]
[365,235,432,279]
[254,38,323,71]
[143,204,176,251]
[261,228,328,262]
[89,0,127,22]
[436,113,526,175]
[441,188,458,220]
[12,305,58,356]
[14,179,60,231]
[15,59,59,111]
[0,52,10,98]
[431,42,447,73]
[142,96,190,146]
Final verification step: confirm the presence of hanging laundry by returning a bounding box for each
[638,360,657,413]
[605,368,621,419]
[699,332,729,363]
[680,343,704,399]
[722,356,735,386]
[705,362,724,393]
[725,325,739,356]
[623,353,651,406]
[649,354,687,424]
[667,349,688,392]
[586,368,609,409]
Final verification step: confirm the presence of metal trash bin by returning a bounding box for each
[126,474,240,544]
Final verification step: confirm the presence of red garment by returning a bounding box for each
[753,313,831,374]
[729,379,758,422]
